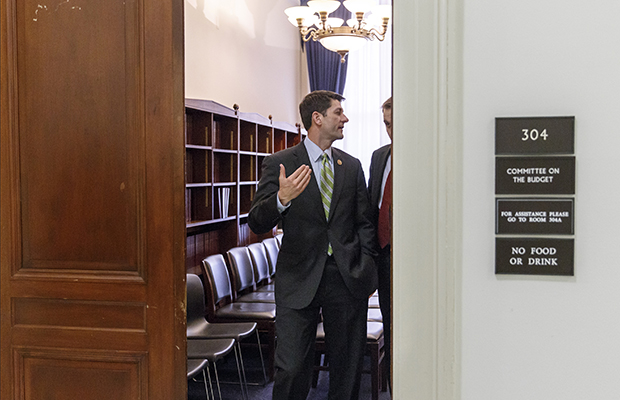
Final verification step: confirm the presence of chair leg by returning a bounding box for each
[234,344,248,400]
[381,352,389,392]
[369,342,380,400]
[311,351,321,388]
[204,364,215,400]
[212,363,223,400]
[199,369,209,400]
[255,330,268,385]
[267,328,276,381]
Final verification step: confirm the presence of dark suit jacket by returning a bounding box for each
[248,141,377,309]
[368,144,391,226]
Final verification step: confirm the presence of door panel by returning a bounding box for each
[1,0,186,398]
[18,0,142,274]
[17,348,147,400]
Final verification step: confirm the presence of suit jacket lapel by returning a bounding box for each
[292,142,325,218]
[372,145,391,206]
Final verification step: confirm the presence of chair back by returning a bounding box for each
[201,254,234,305]
[226,246,256,295]
[247,242,271,285]
[262,237,279,277]
[186,273,207,326]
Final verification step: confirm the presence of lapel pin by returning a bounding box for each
[337,159,342,165]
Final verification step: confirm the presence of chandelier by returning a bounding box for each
[285,0,391,63]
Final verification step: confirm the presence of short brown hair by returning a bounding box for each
[381,97,392,111]
[299,90,345,130]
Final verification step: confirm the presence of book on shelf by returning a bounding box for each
[205,157,209,186]
[213,120,220,147]
[218,187,230,219]
[185,152,193,183]
[185,189,191,222]
[184,116,189,144]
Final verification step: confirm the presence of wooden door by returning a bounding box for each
[1,0,186,398]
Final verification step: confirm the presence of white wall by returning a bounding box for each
[184,0,304,124]
[462,1,620,399]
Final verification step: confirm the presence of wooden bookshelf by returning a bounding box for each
[184,99,303,273]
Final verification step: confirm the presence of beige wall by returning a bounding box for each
[184,0,306,124]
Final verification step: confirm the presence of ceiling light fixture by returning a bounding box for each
[285,0,391,63]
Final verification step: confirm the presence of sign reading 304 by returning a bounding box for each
[495,116,574,155]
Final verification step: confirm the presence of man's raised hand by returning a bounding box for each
[277,164,312,206]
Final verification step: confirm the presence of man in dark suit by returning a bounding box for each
[367,96,392,391]
[248,90,377,400]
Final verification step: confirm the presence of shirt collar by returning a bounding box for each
[304,138,332,163]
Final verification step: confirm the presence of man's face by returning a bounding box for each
[317,99,349,142]
[383,108,392,140]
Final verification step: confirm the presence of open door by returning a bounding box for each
[1,0,186,398]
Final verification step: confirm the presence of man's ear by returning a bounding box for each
[312,111,322,127]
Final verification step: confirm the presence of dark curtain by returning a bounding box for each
[300,0,350,95]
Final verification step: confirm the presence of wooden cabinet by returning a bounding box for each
[184,99,302,274]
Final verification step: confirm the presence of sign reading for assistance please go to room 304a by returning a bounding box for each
[496,198,574,235]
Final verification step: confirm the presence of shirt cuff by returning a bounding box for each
[276,195,290,213]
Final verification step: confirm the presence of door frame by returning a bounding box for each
[392,0,463,399]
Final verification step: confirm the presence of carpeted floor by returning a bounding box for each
[187,346,391,400]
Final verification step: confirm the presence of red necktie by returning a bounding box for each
[378,171,392,248]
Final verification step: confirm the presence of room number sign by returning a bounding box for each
[495,116,574,155]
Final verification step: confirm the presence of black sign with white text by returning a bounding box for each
[495,156,575,195]
[496,198,574,235]
[494,115,576,276]
[495,116,575,155]
[496,237,574,276]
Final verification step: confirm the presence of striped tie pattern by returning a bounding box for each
[320,153,334,255]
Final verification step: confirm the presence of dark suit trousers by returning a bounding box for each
[376,244,391,384]
[272,257,368,400]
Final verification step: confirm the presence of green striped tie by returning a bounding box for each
[320,153,334,255]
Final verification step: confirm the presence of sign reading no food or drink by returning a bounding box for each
[496,237,574,276]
